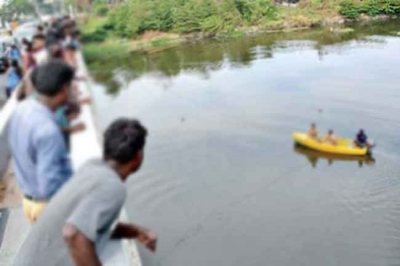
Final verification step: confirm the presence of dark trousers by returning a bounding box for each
[5,87,12,99]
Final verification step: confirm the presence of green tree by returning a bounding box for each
[1,0,36,19]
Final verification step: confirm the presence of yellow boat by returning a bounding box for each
[292,132,368,156]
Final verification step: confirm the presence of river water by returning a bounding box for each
[88,20,400,266]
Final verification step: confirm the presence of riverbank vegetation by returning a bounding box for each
[339,0,400,19]
[81,0,400,49]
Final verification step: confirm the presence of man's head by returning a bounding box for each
[46,27,64,46]
[37,25,44,33]
[66,43,77,53]
[31,60,75,109]
[104,118,148,180]
[60,20,73,36]
[328,129,334,135]
[311,123,316,129]
[71,29,81,41]
[32,33,46,51]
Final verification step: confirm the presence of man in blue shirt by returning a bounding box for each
[8,60,75,223]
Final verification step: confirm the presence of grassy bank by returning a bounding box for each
[81,0,400,53]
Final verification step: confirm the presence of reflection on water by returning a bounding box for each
[87,20,400,94]
[293,144,376,168]
[89,19,400,266]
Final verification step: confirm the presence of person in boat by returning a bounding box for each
[324,129,338,146]
[354,129,372,148]
[13,118,158,266]
[308,123,319,140]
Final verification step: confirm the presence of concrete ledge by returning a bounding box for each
[72,53,142,266]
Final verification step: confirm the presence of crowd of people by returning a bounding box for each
[3,15,157,266]
[2,18,83,99]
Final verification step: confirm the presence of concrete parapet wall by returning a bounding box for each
[0,52,142,266]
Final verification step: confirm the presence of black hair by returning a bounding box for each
[37,25,44,32]
[72,29,81,38]
[11,60,22,78]
[25,41,33,52]
[31,59,75,97]
[46,36,58,48]
[46,27,64,43]
[22,38,29,45]
[60,20,73,31]
[66,43,77,51]
[33,33,46,41]
[104,118,148,164]
[51,20,59,28]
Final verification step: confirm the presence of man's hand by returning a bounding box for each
[71,122,86,133]
[111,223,158,253]
[137,228,158,253]
[79,98,92,105]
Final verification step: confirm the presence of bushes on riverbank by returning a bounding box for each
[339,0,400,19]
[84,0,279,40]
[81,0,400,43]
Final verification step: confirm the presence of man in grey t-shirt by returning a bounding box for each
[14,118,157,266]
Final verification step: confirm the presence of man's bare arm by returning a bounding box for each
[111,223,141,239]
[112,223,158,252]
[62,122,86,134]
[63,224,102,266]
